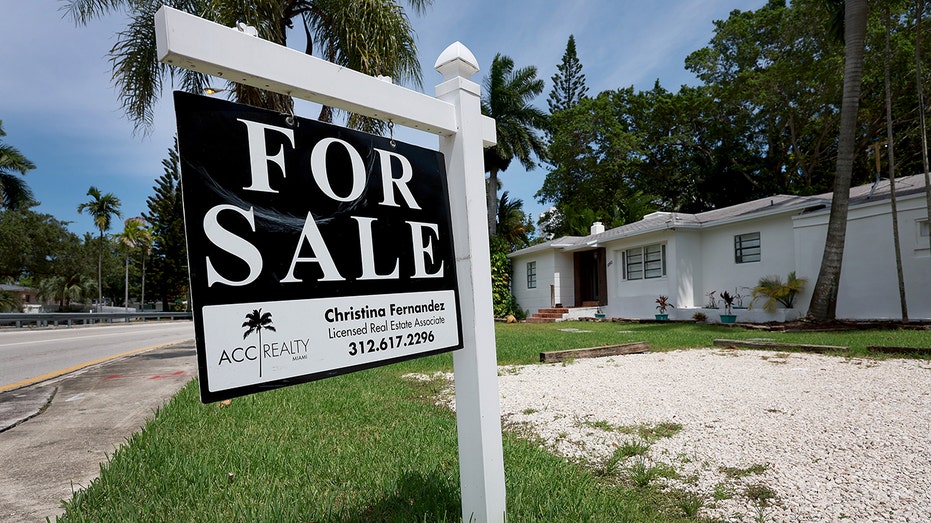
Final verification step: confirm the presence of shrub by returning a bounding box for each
[490,236,523,318]
[751,271,808,312]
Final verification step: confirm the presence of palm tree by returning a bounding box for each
[0,120,36,210]
[481,54,548,236]
[37,273,93,312]
[77,186,122,311]
[0,289,20,312]
[118,217,153,309]
[496,191,532,250]
[807,0,869,321]
[64,0,431,134]
[882,4,908,321]
[243,309,276,378]
[917,0,931,260]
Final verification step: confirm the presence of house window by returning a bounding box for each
[526,261,536,289]
[920,219,929,239]
[623,244,666,280]
[735,232,761,263]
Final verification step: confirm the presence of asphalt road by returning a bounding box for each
[0,335,197,522]
[0,321,195,391]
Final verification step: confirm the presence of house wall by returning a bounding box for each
[511,250,575,314]
[794,193,931,320]
[509,190,930,321]
[673,230,703,309]
[698,214,799,311]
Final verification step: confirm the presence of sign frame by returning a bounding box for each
[156,7,506,522]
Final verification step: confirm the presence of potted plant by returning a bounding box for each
[655,295,674,321]
[719,290,737,324]
[595,307,606,319]
[705,290,718,309]
[733,288,748,309]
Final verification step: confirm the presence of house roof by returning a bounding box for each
[0,284,36,293]
[823,172,930,205]
[510,173,930,258]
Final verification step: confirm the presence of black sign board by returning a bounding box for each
[174,91,462,403]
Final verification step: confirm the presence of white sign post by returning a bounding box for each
[155,7,506,522]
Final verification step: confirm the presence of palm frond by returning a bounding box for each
[61,0,128,26]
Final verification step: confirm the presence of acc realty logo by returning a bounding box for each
[216,308,310,377]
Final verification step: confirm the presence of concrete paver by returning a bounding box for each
[0,341,196,522]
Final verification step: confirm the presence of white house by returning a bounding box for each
[509,174,931,322]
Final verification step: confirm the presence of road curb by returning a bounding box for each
[0,339,194,432]
[0,386,56,433]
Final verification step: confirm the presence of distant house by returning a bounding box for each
[0,284,41,312]
[509,174,931,322]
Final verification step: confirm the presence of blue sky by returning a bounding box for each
[1,0,765,238]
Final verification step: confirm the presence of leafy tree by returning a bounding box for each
[64,0,431,133]
[0,120,36,210]
[144,140,188,311]
[808,0,869,321]
[482,54,548,236]
[685,0,847,195]
[242,309,275,377]
[77,186,122,310]
[537,90,654,237]
[0,208,82,282]
[547,35,588,114]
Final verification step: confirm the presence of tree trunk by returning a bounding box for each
[884,5,908,321]
[141,255,146,310]
[807,0,869,322]
[97,231,103,312]
[487,166,499,236]
[124,256,130,309]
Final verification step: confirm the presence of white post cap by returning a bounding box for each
[434,42,480,81]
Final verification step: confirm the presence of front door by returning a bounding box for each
[574,248,606,307]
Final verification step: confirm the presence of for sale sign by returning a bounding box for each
[174,91,462,403]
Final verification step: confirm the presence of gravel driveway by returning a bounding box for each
[490,348,931,522]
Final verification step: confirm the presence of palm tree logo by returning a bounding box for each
[242,309,275,377]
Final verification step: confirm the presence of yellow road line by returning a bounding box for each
[0,339,190,393]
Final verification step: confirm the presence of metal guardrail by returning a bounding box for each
[0,312,192,328]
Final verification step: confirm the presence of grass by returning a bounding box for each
[616,439,650,459]
[494,321,931,363]
[719,463,768,479]
[745,482,778,506]
[55,321,928,521]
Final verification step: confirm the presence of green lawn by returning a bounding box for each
[56,322,928,522]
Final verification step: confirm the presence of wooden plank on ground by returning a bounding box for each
[540,342,649,363]
[713,339,847,353]
[867,346,931,356]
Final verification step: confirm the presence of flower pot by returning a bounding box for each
[594,313,606,319]
[719,314,737,324]
[655,314,669,321]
